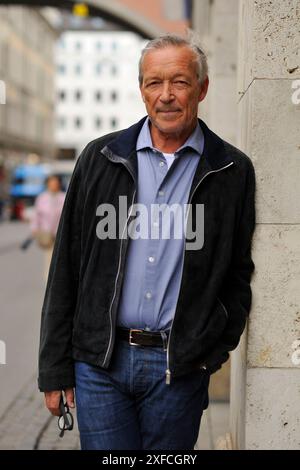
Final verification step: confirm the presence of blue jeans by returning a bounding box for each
[74,338,210,450]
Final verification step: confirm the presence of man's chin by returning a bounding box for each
[153,118,184,135]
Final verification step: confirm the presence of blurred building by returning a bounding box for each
[0,5,57,169]
[55,30,146,159]
[114,0,191,34]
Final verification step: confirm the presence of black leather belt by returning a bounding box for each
[116,327,170,349]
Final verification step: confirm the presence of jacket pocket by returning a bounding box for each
[196,297,229,354]
[196,298,229,372]
[216,297,228,320]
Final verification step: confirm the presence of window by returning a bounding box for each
[95,63,102,75]
[95,117,102,129]
[95,90,102,102]
[75,41,82,51]
[74,64,82,75]
[111,90,118,102]
[58,37,65,49]
[57,116,66,129]
[111,64,117,76]
[110,117,118,129]
[95,41,102,51]
[74,117,82,128]
[75,90,82,101]
[58,90,66,101]
[57,64,66,74]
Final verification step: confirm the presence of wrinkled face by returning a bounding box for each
[140,46,208,136]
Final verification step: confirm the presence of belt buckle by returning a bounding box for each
[129,329,143,346]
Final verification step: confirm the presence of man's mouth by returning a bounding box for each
[157,109,181,114]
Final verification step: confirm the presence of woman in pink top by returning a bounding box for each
[31,175,65,280]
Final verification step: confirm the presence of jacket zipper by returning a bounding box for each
[101,188,136,367]
[165,161,234,385]
[101,155,137,368]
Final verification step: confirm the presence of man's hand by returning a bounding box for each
[44,388,75,416]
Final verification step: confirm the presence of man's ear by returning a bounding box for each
[139,83,145,102]
[198,76,209,103]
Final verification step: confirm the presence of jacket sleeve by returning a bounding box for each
[38,146,87,392]
[204,158,256,374]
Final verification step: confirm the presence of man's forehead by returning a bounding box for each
[143,45,196,63]
[142,46,198,76]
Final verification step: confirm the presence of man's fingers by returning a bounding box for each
[65,388,75,408]
[44,388,75,416]
[44,390,62,416]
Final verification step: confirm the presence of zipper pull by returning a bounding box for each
[165,369,171,385]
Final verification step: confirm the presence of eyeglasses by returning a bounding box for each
[58,396,74,438]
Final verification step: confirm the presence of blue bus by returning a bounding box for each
[9,161,75,220]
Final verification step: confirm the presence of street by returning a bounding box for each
[0,221,80,449]
[0,221,44,417]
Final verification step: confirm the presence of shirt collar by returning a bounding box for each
[136,116,204,156]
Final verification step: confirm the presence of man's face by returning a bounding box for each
[139,46,208,137]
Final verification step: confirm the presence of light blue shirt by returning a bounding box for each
[116,117,205,331]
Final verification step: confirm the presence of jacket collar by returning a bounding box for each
[101,115,234,185]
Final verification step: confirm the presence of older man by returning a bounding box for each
[38,34,256,450]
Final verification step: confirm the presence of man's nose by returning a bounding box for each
[159,82,174,102]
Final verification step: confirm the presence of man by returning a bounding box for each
[38,34,256,450]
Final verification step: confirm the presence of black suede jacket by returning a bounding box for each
[38,116,256,392]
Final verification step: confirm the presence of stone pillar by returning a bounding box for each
[231,0,300,449]
[191,0,211,123]
[192,0,240,402]
[192,0,239,145]
[207,0,239,145]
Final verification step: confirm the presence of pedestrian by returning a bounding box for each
[30,174,65,280]
[38,34,256,450]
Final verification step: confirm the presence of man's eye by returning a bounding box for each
[147,82,160,87]
[174,81,188,85]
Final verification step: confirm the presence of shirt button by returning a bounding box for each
[159,161,165,167]
[153,221,159,227]
[158,190,164,196]
[148,256,155,263]
[145,292,152,299]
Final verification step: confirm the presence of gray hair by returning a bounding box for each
[138,33,208,86]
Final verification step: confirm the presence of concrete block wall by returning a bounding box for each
[192,0,240,403]
[209,0,239,145]
[193,0,239,144]
[231,0,300,449]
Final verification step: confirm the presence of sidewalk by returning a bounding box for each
[0,373,229,450]
[0,374,80,450]
[195,402,230,450]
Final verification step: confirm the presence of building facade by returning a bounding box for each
[0,5,57,168]
[55,30,147,159]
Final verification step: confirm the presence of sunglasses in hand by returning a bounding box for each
[58,395,74,438]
